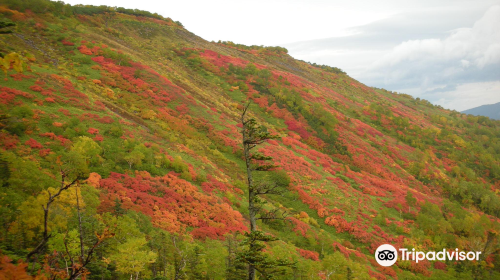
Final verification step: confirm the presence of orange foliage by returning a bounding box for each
[98,172,247,239]
[0,253,34,280]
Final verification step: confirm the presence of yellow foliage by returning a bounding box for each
[104,87,116,99]
[0,52,23,75]
[452,135,467,148]
[141,109,157,120]
[10,187,84,239]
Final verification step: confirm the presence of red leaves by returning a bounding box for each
[90,55,185,111]
[201,176,229,193]
[0,132,18,150]
[175,104,189,115]
[58,108,71,116]
[408,259,432,276]
[332,241,351,258]
[77,45,93,55]
[199,49,249,68]
[0,86,34,105]
[434,261,447,270]
[39,132,71,146]
[153,205,181,233]
[29,85,43,92]
[284,119,311,139]
[260,145,321,180]
[79,113,114,124]
[87,127,99,135]
[38,148,51,157]
[61,39,74,46]
[98,172,247,239]
[297,249,319,261]
[191,227,220,240]
[0,253,32,280]
[325,215,349,232]
[287,217,310,237]
[24,138,43,149]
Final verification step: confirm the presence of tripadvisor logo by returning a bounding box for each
[374,244,482,267]
[375,244,398,267]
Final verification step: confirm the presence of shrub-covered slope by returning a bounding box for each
[1,2,500,279]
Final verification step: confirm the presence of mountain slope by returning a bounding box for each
[462,102,500,120]
[1,2,500,280]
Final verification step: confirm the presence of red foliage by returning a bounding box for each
[0,253,33,280]
[260,145,321,180]
[367,269,387,280]
[332,241,351,258]
[39,132,71,146]
[409,259,432,276]
[39,148,51,157]
[77,45,93,55]
[434,261,447,270]
[98,172,247,239]
[90,55,185,108]
[284,119,311,139]
[25,138,43,149]
[87,127,99,135]
[9,73,34,81]
[325,215,351,233]
[296,188,327,217]
[199,49,249,68]
[0,86,34,105]
[61,39,74,46]
[201,175,230,193]
[298,249,319,261]
[0,132,18,150]
[93,100,106,111]
[175,104,189,115]
[79,113,114,124]
[58,108,71,116]
[287,217,310,237]
[378,266,396,278]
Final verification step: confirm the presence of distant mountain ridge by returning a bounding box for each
[462,102,500,120]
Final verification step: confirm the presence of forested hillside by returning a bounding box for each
[1,1,500,279]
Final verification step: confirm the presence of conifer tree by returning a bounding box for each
[239,103,293,280]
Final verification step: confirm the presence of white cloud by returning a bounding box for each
[434,81,500,111]
[367,5,500,88]
[394,81,500,111]
[285,2,500,111]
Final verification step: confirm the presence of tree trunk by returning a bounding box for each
[76,184,85,260]
[242,109,256,280]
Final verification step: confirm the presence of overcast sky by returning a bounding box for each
[63,0,500,111]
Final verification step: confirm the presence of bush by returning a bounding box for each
[73,54,92,64]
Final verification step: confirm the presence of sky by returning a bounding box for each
[63,0,500,111]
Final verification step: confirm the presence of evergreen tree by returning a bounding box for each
[239,103,294,280]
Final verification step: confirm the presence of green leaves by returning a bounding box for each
[0,20,15,35]
[237,231,295,280]
[109,237,157,277]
